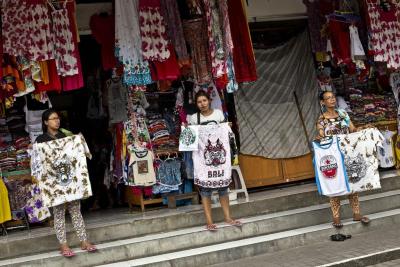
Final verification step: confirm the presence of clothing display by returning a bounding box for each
[366,0,400,69]
[203,0,227,79]
[338,128,384,193]
[312,137,350,197]
[193,123,232,188]
[115,0,152,86]
[227,0,257,82]
[32,134,93,207]
[153,158,182,194]
[138,0,171,62]
[160,0,189,62]
[179,126,199,151]
[349,25,366,62]
[183,18,212,84]
[106,78,128,124]
[127,147,156,186]
[378,130,396,168]
[50,4,78,77]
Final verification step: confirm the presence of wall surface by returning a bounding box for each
[76,3,112,34]
[245,0,307,21]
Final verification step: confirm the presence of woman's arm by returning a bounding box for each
[349,120,357,133]
[316,121,325,139]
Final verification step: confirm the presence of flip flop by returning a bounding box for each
[81,244,97,253]
[206,224,218,232]
[227,220,243,228]
[60,248,75,258]
[354,216,370,225]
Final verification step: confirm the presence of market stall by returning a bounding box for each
[0,0,257,232]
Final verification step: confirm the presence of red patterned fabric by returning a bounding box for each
[227,0,257,83]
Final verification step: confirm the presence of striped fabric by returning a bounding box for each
[235,31,319,159]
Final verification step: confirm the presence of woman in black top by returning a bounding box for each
[36,109,97,257]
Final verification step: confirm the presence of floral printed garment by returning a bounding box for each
[32,134,92,207]
[24,184,51,223]
[51,6,78,76]
[203,0,228,78]
[2,1,54,61]
[338,128,384,193]
[115,0,152,85]
[138,0,171,62]
[366,0,400,69]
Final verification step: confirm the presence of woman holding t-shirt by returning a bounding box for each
[189,90,242,231]
[316,91,370,228]
[35,109,97,257]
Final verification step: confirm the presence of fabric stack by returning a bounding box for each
[0,146,16,172]
[346,88,397,124]
[15,137,30,171]
[147,113,178,151]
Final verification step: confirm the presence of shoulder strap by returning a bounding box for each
[197,112,200,125]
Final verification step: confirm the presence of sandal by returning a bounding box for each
[353,216,370,225]
[206,224,218,232]
[332,217,343,229]
[60,248,75,258]
[81,244,98,253]
[226,219,243,228]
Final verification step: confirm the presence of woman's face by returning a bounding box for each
[45,112,60,131]
[321,92,336,109]
[196,96,210,112]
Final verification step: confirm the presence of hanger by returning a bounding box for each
[314,136,333,146]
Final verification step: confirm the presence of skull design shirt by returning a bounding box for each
[193,123,232,188]
[338,129,384,193]
[31,134,93,207]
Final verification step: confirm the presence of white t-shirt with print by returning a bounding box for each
[338,128,384,193]
[193,123,232,188]
[188,109,225,125]
[378,130,396,168]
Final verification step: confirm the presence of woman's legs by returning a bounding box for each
[53,203,74,256]
[329,197,342,226]
[348,193,369,223]
[53,204,68,245]
[219,194,233,222]
[67,201,88,243]
[201,196,214,226]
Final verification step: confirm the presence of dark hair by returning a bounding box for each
[194,90,211,103]
[41,108,59,133]
[319,91,335,101]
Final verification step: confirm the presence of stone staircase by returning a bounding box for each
[1,170,400,267]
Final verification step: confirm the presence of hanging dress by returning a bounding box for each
[115,0,152,86]
[50,2,78,76]
[183,18,212,84]
[138,0,171,62]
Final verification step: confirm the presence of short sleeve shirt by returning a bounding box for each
[188,109,225,125]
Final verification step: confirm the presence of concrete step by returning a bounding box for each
[97,209,400,267]
[1,170,399,260]
[211,224,400,267]
[1,189,400,267]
